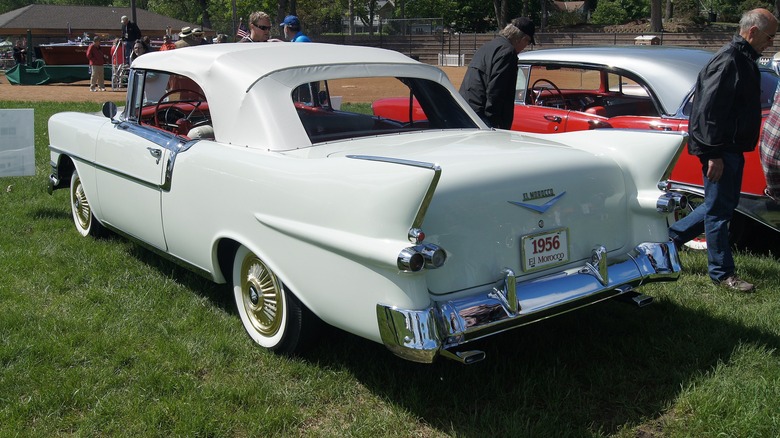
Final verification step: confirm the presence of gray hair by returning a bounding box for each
[499,23,525,44]
[740,9,772,33]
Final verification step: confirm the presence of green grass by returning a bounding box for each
[1,101,780,436]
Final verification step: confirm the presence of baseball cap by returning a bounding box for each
[512,17,535,45]
[280,15,300,27]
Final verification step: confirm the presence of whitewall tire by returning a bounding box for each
[70,170,105,237]
[232,246,314,354]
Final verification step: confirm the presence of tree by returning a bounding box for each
[590,0,629,24]
[651,0,663,31]
[493,0,508,28]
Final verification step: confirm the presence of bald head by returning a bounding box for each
[740,8,778,53]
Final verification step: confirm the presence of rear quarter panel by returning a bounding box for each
[159,142,438,342]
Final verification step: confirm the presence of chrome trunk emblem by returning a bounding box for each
[509,191,566,214]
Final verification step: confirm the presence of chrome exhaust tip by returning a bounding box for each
[617,291,654,307]
[439,349,486,365]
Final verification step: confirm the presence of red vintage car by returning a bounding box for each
[373,46,780,247]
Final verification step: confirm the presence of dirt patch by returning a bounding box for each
[0,67,467,103]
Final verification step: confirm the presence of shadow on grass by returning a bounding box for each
[302,292,780,436]
[31,207,70,220]
[123,241,235,314]
[114,238,780,436]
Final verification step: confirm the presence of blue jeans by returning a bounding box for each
[669,152,744,282]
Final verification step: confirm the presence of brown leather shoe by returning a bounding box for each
[718,276,755,293]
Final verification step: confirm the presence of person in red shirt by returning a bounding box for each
[159,34,176,51]
[86,35,107,91]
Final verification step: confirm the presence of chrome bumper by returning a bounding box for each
[377,241,680,364]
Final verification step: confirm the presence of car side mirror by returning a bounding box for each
[102,101,118,119]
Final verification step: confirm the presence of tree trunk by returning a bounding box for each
[196,0,211,29]
[276,0,289,30]
[665,0,673,20]
[369,0,375,36]
[493,0,509,29]
[651,0,662,32]
[349,0,355,35]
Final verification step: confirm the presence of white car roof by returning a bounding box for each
[131,42,426,91]
[131,43,457,150]
[517,46,714,115]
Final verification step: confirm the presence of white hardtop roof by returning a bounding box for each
[132,42,425,92]
[517,46,715,115]
[131,43,459,150]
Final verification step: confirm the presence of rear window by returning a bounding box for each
[293,76,477,144]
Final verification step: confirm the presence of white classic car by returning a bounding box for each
[48,43,686,364]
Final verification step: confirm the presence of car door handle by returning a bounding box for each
[649,124,672,131]
[544,115,562,123]
[147,147,162,164]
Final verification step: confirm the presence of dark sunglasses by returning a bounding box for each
[253,24,271,31]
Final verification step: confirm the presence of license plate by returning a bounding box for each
[521,228,569,272]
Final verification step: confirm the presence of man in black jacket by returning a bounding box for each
[121,15,142,65]
[459,17,534,130]
[669,8,777,292]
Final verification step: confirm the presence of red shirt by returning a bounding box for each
[86,43,105,66]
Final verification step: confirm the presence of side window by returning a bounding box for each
[134,71,210,138]
[293,81,328,108]
[760,70,779,109]
[608,74,649,97]
[682,94,694,117]
[516,65,530,104]
[526,66,601,108]
[126,70,145,121]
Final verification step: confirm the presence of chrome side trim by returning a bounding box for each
[346,155,441,229]
[49,125,189,193]
[377,241,681,363]
[660,133,688,181]
[670,182,780,233]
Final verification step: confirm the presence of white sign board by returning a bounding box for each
[0,109,35,177]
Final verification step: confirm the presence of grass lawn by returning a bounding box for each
[1,101,779,437]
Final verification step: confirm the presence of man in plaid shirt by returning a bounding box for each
[760,53,780,202]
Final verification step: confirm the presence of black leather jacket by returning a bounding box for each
[458,36,518,130]
[687,35,762,159]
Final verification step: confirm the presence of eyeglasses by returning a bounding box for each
[253,23,271,31]
[757,28,775,41]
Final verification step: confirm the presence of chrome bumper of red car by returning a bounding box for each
[376,241,681,364]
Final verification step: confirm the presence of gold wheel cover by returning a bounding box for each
[240,254,284,337]
[71,177,91,230]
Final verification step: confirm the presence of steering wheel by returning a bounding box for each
[153,88,209,133]
[531,79,566,109]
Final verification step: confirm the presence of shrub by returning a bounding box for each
[591,1,629,25]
